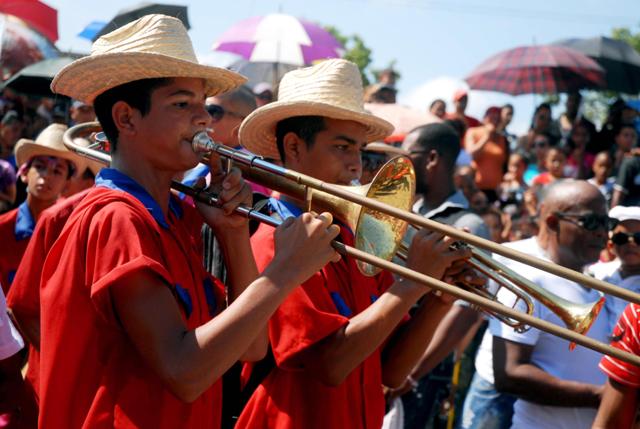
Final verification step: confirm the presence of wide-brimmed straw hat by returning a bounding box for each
[239,59,394,160]
[51,14,246,104]
[14,124,79,172]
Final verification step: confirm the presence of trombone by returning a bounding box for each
[64,122,640,367]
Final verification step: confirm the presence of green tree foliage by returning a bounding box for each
[325,25,373,85]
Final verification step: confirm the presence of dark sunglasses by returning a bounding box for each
[610,231,640,246]
[554,212,619,231]
[361,151,388,171]
[206,104,246,122]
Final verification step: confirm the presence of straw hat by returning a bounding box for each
[239,59,394,160]
[51,14,246,104]
[14,124,79,171]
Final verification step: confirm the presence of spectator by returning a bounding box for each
[492,180,612,429]
[464,106,508,201]
[429,99,446,119]
[517,103,554,152]
[498,152,528,213]
[612,123,638,173]
[253,82,274,107]
[556,91,596,141]
[0,124,77,294]
[596,99,638,154]
[499,103,516,150]
[445,89,481,146]
[394,122,489,429]
[0,111,24,166]
[589,206,640,331]
[0,159,16,213]
[563,120,595,179]
[454,164,478,202]
[69,100,96,125]
[611,153,640,207]
[523,132,552,185]
[532,147,566,186]
[587,151,615,206]
[481,207,506,243]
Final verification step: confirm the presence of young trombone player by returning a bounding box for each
[37,15,343,428]
[234,59,479,428]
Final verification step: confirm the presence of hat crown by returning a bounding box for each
[277,59,365,111]
[35,123,67,147]
[92,14,197,63]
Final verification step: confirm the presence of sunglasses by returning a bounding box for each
[610,231,640,246]
[554,212,619,231]
[205,104,246,122]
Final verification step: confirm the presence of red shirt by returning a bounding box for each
[237,218,394,429]
[38,169,224,429]
[600,303,640,387]
[0,202,35,294]
[7,189,91,401]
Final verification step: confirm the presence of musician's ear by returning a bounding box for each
[545,213,559,231]
[282,131,305,164]
[112,101,137,137]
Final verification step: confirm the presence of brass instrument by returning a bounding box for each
[64,122,640,367]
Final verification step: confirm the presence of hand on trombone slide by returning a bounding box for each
[403,229,486,302]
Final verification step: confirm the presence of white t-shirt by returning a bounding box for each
[589,259,640,332]
[0,288,23,360]
[490,247,609,429]
[473,237,545,384]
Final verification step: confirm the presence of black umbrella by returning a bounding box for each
[93,2,190,41]
[2,56,74,97]
[555,36,640,94]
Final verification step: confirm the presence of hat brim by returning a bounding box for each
[239,101,394,160]
[15,140,80,172]
[51,52,247,104]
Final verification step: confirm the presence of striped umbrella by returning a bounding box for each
[212,13,343,67]
[465,45,605,95]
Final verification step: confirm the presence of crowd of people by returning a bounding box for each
[0,12,639,429]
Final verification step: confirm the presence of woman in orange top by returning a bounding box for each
[464,106,508,201]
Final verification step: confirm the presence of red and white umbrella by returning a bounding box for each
[465,45,605,95]
[212,13,343,67]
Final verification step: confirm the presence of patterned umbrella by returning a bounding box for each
[212,13,343,67]
[555,36,640,94]
[0,0,58,42]
[0,14,59,80]
[465,45,605,95]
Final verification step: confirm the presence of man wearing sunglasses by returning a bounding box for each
[588,206,640,332]
[490,180,612,429]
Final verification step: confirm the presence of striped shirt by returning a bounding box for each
[600,303,640,387]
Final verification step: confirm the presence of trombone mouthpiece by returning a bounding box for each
[192,131,214,154]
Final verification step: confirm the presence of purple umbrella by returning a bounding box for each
[212,13,343,67]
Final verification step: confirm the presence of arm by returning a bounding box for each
[6,308,39,351]
[407,305,483,381]
[111,211,340,403]
[592,378,638,429]
[610,189,624,208]
[465,127,491,158]
[287,230,471,387]
[493,336,602,407]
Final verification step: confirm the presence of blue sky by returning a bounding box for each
[47,0,640,133]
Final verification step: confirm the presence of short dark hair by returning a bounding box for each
[93,78,173,151]
[275,116,326,162]
[407,123,461,171]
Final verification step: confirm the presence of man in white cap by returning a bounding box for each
[235,58,474,429]
[589,205,640,331]
[592,206,640,429]
[40,14,341,429]
[0,123,77,294]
